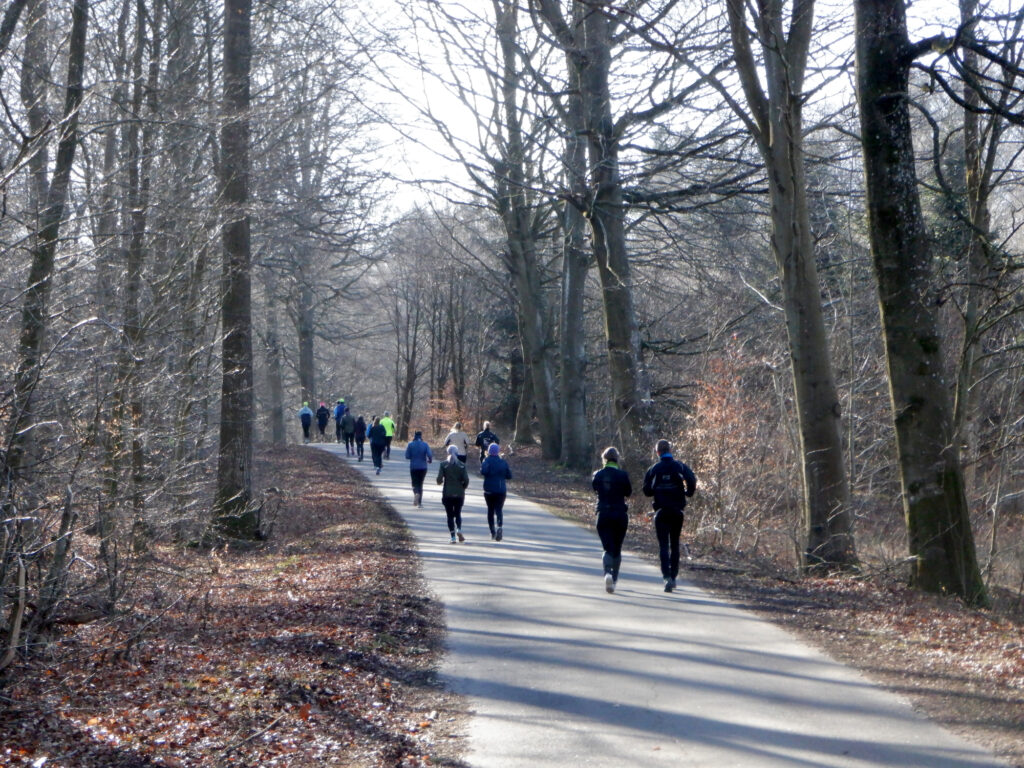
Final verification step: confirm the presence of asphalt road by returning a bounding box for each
[320,444,1007,768]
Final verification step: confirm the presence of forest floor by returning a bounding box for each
[0,446,469,768]
[0,443,1021,767]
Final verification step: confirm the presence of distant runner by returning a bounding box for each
[480,442,511,541]
[642,439,697,593]
[592,446,632,594]
[298,402,313,444]
[437,445,469,543]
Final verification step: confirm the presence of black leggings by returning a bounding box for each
[300,417,311,440]
[484,491,506,534]
[442,496,464,532]
[371,443,385,469]
[355,439,364,459]
[344,432,355,452]
[654,509,685,579]
[410,468,427,493]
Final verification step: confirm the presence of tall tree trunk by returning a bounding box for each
[854,0,986,605]
[559,18,593,471]
[577,3,649,453]
[297,283,315,405]
[214,0,256,538]
[6,0,88,481]
[724,0,856,570]
[265,303,286,445]
[492,0,561,458]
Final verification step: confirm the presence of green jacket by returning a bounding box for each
[436,459,469,498]
[380,416,396,437]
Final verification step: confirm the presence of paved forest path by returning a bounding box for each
[320,444,1007,768]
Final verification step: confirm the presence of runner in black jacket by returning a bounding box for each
[642,439,697,593]
[592,447,632,594]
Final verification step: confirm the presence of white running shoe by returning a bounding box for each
[604,573,615,594]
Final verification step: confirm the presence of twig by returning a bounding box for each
[219,713,287,759]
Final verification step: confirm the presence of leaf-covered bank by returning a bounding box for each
[0,447,468,767]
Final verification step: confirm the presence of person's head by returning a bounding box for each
[373,416,380,426]
[414,430,422,440]
[487,443,500,457]
[447,445,459,461]
[319,401,325,407]
[601,446,620,464]
[303,401,309,407]
[656,439,672,457]
[337,399,343,404]
[384,411,391,417]
[483,421,491,430]
[453,421,461,430]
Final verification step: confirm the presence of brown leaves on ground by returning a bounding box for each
[0,446,469,768]
[508,443,1024,768]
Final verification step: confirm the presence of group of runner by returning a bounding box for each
[297,402,395,468]
[311,408,697,595]
[398,422,510,542]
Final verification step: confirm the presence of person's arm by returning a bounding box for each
[504,461,512,480]
[624,472,633,498]
[427,445,433,463]
[437,464,445,484]
[683,464,697,496]
[642,467,654,497]
[460,465,469,489]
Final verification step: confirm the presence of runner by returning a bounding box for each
[642,439,697,593]
[474,421,500,466]
[353,415,366,461]
[480,442,512,541]
[298,402,313,444]
[368,417,388,474]
[444,421,471,464]
[436,445,469,543]
[315,402,330,441]
[404,430,433,507]
[592,446,632,594]
[341,408,356,456]
[380,412,396,459]
[333,399,346,444]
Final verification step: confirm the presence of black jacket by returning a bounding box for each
[642,455,696,512]
[592,463,632,515]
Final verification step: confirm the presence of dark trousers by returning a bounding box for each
[317,419,328,437]
[442,496,464,532]
[300,417,311,440]
[654,509,685,579]
[484,492,506,534]
[344,432,355,453]
[410,468,427,493]
[355,439,364,460]
[371,443,385,469]
[385,435,393,458]
[597,510,628,580]
[335,421,343,442]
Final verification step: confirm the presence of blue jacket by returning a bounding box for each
[405,438,433,470]
[480,455,511,494]
[298,405,313,424]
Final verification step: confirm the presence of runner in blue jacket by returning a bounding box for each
[480,442,512,541]
[404,431,433,507]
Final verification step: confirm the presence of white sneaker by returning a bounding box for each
[604,573,615,594]
[457,530,465,542]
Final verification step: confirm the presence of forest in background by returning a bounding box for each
[1,0,1023,675]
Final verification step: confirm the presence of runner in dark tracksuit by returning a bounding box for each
[642,439,697,593]
[341,409,356,455]
[353,416,366,461]
[368,418,388,474]
[333,400,346,443]
[315,403,330,440]
[592,446,632,594]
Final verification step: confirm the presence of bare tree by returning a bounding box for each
[214,0,256,537]
[853,0,986,605]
